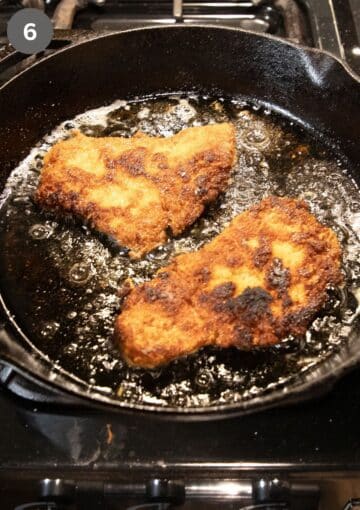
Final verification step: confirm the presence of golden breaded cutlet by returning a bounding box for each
[115,196,342,368]
[36,123,236,258]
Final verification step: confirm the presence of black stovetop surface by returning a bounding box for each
[1,366,360,474]
[0,6,359,502]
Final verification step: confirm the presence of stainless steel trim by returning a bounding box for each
[303,0,344,58]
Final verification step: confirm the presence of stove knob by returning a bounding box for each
[39,479,75,502]
[146,479,185,505]
[253,477,290,503]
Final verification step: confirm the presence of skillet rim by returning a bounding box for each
[1,24,359,93]
[0,24,359,418]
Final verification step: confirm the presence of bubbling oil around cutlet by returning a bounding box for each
[0,94,359,408]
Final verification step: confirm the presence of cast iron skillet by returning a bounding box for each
[0,26,359,419]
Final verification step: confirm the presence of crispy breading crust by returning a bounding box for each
[35,124,236,258]
[115,196,343,368]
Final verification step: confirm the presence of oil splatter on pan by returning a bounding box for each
[0,94,359,410]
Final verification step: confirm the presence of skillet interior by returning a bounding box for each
[1,92,360,410]
[0,26,359,417]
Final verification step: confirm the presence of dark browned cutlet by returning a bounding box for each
[115,196,342,368]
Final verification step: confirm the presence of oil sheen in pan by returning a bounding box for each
[0,95,360,409]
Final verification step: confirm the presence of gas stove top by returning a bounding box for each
[0,0,359,73]
[1,367,360,508]
[0,1,360,509]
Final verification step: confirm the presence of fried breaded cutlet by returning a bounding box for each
[115,196,342,368]
[36,123,236,258]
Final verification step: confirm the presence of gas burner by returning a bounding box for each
[72,0,359,73]
[1,1,360,74]
[52,0,304,39]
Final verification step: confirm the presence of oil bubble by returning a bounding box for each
[174,393,190,407]
[63,343,78,355]
[246,129,267,144]
[29,223,53,240]
[68,262,93,285]
[117,382,139,400]
[220,389,233,402]
[194,369,214,390]
[41,321,60,338]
